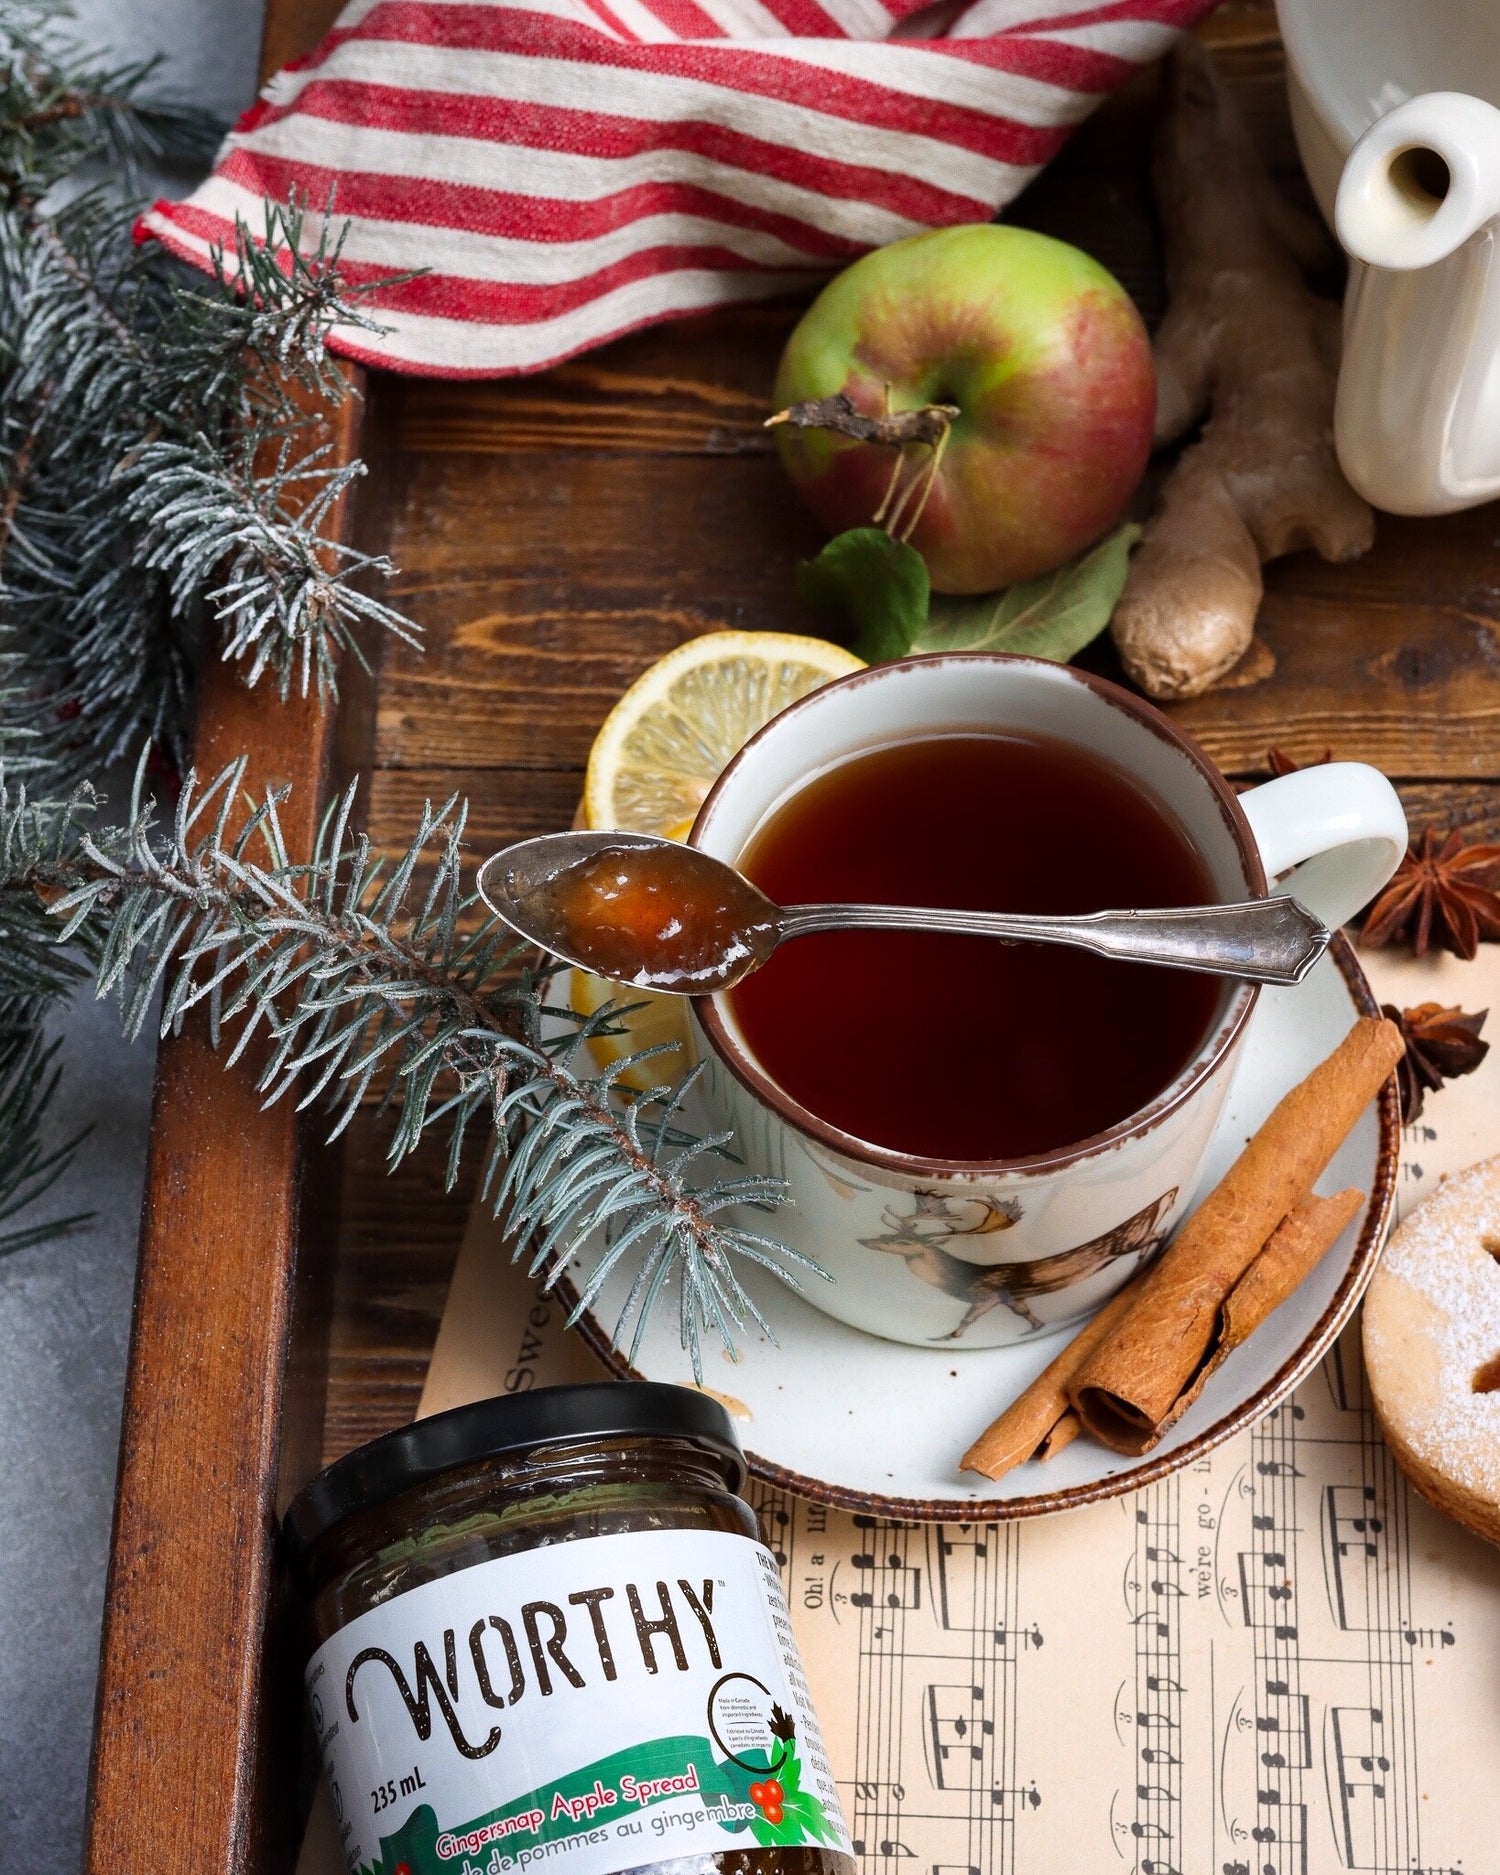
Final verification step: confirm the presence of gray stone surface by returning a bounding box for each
[0,4,265,1868]
[71,0,265,127]
[0,993,158,1869]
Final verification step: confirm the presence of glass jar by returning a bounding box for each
[285,1381,854,1875]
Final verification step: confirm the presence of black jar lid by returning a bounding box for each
[283,1380,746,1560]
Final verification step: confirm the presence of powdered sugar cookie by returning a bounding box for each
[1363,1155,1500,1547]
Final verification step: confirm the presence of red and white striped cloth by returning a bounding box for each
[142,0,1215,377]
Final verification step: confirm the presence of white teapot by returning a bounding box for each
[1277,0,1500,515]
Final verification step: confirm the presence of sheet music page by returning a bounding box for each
[299,944,1500,1875]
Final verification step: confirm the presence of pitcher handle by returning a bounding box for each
[1238,764,1407,931]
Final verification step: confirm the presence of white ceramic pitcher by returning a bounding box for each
[1277,0,1500,515]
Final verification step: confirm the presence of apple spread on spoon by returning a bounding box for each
[479,830,1328,997]
[516,838,779,992]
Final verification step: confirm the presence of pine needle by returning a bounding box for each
[0,15,812,1367]
[2,16,421,781]
[0,763,811,1373]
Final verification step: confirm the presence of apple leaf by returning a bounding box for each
[913,522,1141,663]
[796,527,930,664]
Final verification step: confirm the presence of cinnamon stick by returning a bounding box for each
[1069,1016,1401,1453]
[959,1187,1361,1478]
[1153,1184,1363,1436]
[1036,1413,1082,1461]
[1219,1185,1364,1354]
[958,1280,1140,1480]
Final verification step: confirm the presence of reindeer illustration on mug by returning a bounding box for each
[858,1188,1178,1340]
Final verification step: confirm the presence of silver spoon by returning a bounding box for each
[477,830,1330,994]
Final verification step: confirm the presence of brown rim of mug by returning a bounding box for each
[690,653,1270,1180]
[556,932,1399,1523]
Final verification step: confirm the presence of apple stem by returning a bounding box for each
[871,446,910,530]
[766,390,960,545]
[879,451,925,538]
[764,392,959,450]
[887,423,952,544]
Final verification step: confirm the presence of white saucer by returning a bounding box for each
[563,937,1399,1520]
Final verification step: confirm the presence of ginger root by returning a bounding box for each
[1111,40,1374,700]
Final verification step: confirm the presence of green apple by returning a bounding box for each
[772,224,1154,593]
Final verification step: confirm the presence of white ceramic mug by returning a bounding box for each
[686,656,1406,1349]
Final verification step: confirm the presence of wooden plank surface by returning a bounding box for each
[84,428,384,1870]
[83,671,351,1875]
[257,0,349,82]
[82,0,374,1866]
[319,20,1500,1466]
[373,413,1500,783]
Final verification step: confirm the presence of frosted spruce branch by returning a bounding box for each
[0,11,436,1258]
[0,10,788,1350]
[1,4,221,201]
[0,763,815,1371]
[2,11,425,777]
[4,187,420,774]
[0,997,90,1255]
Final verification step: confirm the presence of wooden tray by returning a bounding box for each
[81,4,1500,1870]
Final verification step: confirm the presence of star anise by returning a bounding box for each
[1265,745,1333,777]
[1360,827,1500,959]
[1381,1002,1489,1122]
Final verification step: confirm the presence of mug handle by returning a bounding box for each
[1237,763,1408,930]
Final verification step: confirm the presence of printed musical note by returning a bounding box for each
[760,1494,793,1568]
[851,1547,922,1611]
[1402,1626,1455,1649]
[1129,1477,1185,1874]
[1330,1706,1394,1868]
[925,1684,993,1791]
[1326,1485,1383,1558]
[1255,1688,1312,1771]
[1236,1549,1297,1629]
[932,1525,990,1633]
[358,987,1500,1875]
[744,1304,1481,1875]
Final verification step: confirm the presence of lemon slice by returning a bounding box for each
[570,965,691,1093]
[583,630,865,837]
[575,630,861,1086]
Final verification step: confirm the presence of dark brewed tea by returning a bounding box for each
[727,732,1219,1160]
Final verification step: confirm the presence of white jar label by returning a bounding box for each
[307,1526,851,1875]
